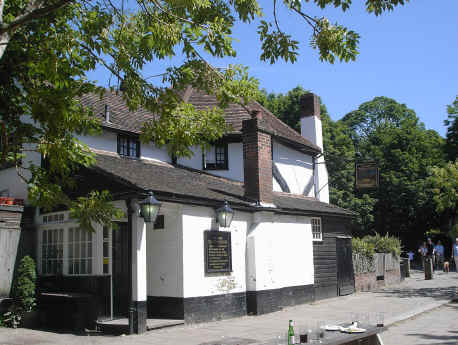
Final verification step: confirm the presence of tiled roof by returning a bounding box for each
[79,92,155,134]
[80,89,321,153]
[91,150,353,217]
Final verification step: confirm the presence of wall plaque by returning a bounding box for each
[204,230,232,274]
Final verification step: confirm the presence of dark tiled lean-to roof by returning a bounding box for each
[91,151,353,217]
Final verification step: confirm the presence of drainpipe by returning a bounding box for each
[313,156,318,199]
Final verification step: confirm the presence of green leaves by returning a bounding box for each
[70,190,124,233]
[444,95,458,162]
[0,0,412,230]
[310,18,359,63]
[258,20,299,64]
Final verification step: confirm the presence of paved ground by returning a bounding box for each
[0,270,457,345]
[383,301,458,345]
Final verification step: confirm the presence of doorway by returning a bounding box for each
[112,222,130,316]
[336,237,355,296]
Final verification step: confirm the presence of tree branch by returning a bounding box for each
[0,0,74,36]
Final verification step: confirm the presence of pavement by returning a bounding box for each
[382,301,458,345]
[0,270,457,345]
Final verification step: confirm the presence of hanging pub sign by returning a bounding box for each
[204,230,232,274]
[355,162,379,190]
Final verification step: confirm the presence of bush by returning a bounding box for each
[362,233,401,257]
[352,237,375,257]
[1,256,37,328]
[353,233,401,257]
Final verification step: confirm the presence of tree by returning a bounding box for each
[258,85,376,233]
[257,86,309,132]
[444,95,458,162]
[0,0,412,229]
[342,97,446,246]
[427,161,458,239]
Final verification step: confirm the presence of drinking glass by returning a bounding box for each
[376,312,385,327]
[274,332,288,345]
[317,321,326,339]
[298,325,311,343]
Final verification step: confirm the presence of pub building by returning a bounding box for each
[0,89,354,333]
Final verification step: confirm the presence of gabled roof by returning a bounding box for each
[91,150,353,217]
[80,90,321,153]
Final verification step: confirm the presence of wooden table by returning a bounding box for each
[262,325,385,345]
[310,325,386,345]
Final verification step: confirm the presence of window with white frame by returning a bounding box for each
[41,228,64,275]
[68,227,93,275]
[39,212,96,276]
[311,218,322,241]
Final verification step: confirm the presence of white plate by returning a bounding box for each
[341,327,366,333]
[325,325,343,331]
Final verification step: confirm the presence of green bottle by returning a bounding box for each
[288,320,295,345]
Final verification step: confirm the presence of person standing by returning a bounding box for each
[434,240,444,270]
[426,238,435,271]
[452,239,458,272]
[418,242,427,269]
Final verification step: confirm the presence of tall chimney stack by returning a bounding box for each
[300,93,322,149]
[299,93,329,203]
[242,110,273,205]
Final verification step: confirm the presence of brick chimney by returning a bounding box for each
[300,93,323,149]
[242,110,273,205]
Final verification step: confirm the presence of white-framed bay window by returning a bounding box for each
[68,227,93,275]
[38,211,112,276]
[311,217,322,241]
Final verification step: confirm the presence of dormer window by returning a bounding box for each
[117,134,140,158]
[203,143,228,170]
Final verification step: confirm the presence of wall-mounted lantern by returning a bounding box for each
[139,190,161,224]
[216,200,234,228]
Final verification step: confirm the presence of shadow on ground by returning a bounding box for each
[405,333,458,343]
[374,286,457,300]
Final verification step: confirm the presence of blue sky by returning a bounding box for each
[90,1,458,136]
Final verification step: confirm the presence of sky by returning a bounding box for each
[90,0,458,137]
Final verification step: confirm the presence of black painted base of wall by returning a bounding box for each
[130,300,147,334]
[148,292,247,323]
[147,296,184,319]
[247,284,314,315]
[314,284,337,301]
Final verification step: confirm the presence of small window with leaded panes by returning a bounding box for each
[117,134,140,158]
[203,143,228,170]
[41,229,64,275]
[311,218,322,241]
[68,227,93,275]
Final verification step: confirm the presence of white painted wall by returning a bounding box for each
[246,213,314,291]
[181,205,250,298]
[316,156,330,203]
[212,143,244,181]
[141,142,171,163]
[132,202,147,302]
[77,130,171,163]
[77,131,118,152]
[147,203,183,298]
[177,145,202,170]
[272,141,314,197]
[178,143,244,182]
[300,116,329,203]
[300,116,323,149]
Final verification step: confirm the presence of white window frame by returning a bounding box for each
[311,217,322,241]
[38,212,97,276]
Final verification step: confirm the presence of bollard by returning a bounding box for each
[424,257,433,280]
